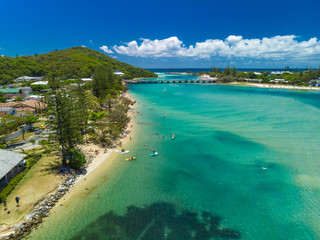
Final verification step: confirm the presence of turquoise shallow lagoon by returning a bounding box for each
[28,80,320,240]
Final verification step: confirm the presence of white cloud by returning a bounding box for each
[99,45,113,54]
[81,45,87,48]
[89,40,94,45]
[113,37,184,57]
[108,35,320,61]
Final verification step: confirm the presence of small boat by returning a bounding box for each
[172,134,175,139]
[150,152,158,157]
[262,167,268,170]
[125,157,136,161]
[120,150,130,155]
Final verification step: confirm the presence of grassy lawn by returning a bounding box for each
[7,131,34,145]
[33,121,46,129]
[0,150,65,225]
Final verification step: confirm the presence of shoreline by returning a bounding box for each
[226,82,320,90]
[54,92,136,204]
[0,92,137,239]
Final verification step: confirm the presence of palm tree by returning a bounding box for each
[30,139,36,150]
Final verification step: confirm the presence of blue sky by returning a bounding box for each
[1,0,320,68]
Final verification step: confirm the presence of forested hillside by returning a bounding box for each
[0,47,157,83]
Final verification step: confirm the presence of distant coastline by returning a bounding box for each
[224,82,320,91]
[147,68,308,73]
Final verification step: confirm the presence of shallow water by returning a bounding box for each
[28,79,320,240]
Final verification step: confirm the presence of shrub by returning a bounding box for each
[66,148,86,170]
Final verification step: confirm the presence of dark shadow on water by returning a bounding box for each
[72,202,240,240]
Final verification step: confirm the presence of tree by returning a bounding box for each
[224,66,231,75]
[92,65,116,101]
[24,115,39,128]
[46,61,90,166]
[0,115,25,144]
[0,92,6,103]
[30,139,36,150]
[108,104,130,126]
[14,97,24,101]
[92,64,109,100]
[88,111,108,144]
[231,67,237,76]
[31,84,49,93]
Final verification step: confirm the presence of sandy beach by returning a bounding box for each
[41,92,137,208]
[0,92,137,239]
[230,82,320,90]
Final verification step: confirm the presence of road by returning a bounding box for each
[6,129,50,152]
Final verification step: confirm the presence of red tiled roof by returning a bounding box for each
[0,100,46,110]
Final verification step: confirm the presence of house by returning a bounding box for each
[81,78,92,82]
[15,76,43,83]
[0,88,25,99]
[309,78,320,87]
[0,107,16,117]
[0,99,46,116]
[114,71,124,77]
[271,71,293,76]
[273,79,288,84]
[0,150,26,191]
[25,95,44,101]
[31,81,48,85]
[20,87,32,95]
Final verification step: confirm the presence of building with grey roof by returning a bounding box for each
[0,107,16,116]
[0,150,26,192]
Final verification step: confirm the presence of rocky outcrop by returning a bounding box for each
[1,176,76,240]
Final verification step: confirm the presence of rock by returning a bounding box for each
[10,223,24,231]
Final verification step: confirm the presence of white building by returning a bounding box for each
[271,71,293,76]
[0,150,26,190]
[81,78,92,82]
[15,76,43,82]
[31,81,48,85]
[114,71,124,77]
[270,79,288,84]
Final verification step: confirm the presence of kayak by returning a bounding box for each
[120,150,130,155]
[125,157,136,161]
[150,152,158,157]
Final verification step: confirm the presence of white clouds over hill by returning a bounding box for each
[99,45,113,54]
[100,35,320,61]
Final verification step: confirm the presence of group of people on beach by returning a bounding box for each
[2,196,20,214]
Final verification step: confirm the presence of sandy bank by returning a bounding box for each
[229,82,320,90]
[0,92,137,239]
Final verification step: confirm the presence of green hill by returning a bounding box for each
[0,47,157,83]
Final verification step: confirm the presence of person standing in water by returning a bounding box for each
[153,149,155,153]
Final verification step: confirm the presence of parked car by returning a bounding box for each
[19,160,26,167]
[34,128,42,134]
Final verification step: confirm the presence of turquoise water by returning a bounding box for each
[28,79,320,240]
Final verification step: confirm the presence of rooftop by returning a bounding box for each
[0,150,26,180]
[0,88,21,93]
[31,81,48,85]
[0,99,46,109]
[0,107,14,112]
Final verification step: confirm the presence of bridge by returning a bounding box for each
[124,78,217,84]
